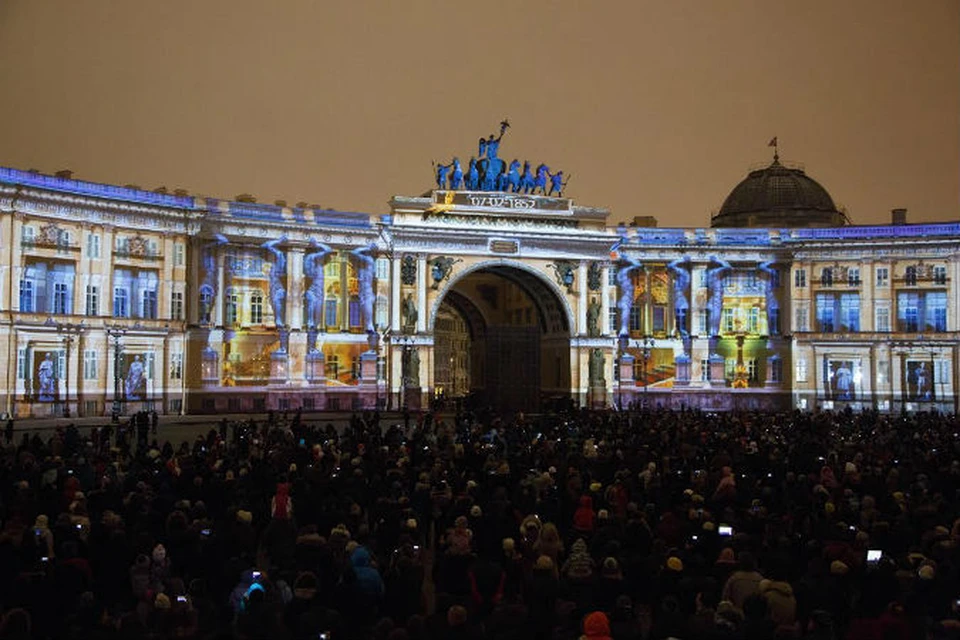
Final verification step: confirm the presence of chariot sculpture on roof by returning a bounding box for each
[432,119,570,196]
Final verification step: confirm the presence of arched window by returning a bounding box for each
[250,291,264,325]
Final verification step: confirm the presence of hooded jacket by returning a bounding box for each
[350,547,385,599]
[759,579,797,629]
[573,496,596,533]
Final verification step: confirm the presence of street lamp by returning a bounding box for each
[377,326,391,410]
[105,324,127,422]
[56,322,86,418]
[639,335,654,409]
[393,334,415,412]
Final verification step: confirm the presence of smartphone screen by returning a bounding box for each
[718,525,733,536]
[866,549,881,563]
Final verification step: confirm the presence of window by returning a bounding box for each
[840,294,860,332]
[795,358,808,383]
[171,291,184,320]
[816,293,835,332]
[748,307,760,334]
[697,309,709,336]
[876,306,890,332]
[375,257,389,281]
[19,280,34,312]
[904,266,917,286]
[794,304,809,332]
[325,298,338,328]
[83,350,98,380]
[934,360,950,388]
[608,269,617,287]
[847,267,860,286]
[697,269,708,289]
[769,308,780,335]
[770,357,783,383]
[348,296,361,329]
[85,285,99,316]
[820,268,833,286]
[876,267,889,287]
[115,236,129,254]
[794,269,806,288]
[173,242,185,267]
[933,266,947,285]
[608,305,618,335]
[86,233,101,258]
[722,307,735,333]
[250,292,263,324]
[724,358,736,381]
[877,360,889,386]
[141,289,158,319]
[226,293,239,326]
[927,292,947,331]
[199,289,213,324]
[113,287,129,318]
[21,225,36,245]
[325,260,341,279]
[629,305,642,332]
[326,353,340,380]
[897,292,919,332]
[53,283,69,315]
[746,358,758,381]
[170,353,183,380]
[17,348,27,380]
[375,294,389,329]
[700,358,711,382]
[770,268,781,289]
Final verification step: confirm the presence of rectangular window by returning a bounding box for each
[748,307,760,334]
[796,358,808,383]
[83,350,98,380]
[141,290,158,319]
[226,293,239,326]
[608,306,617,335]
[876,306,890,332]
[816,293,835,332]
[325,299,338,328]
[170,353,183,380]
[85,285,99,317]
[847,267,860,286]
[170,291,183,320]
[795,304,809,332]
[747,358,758,381]
[697,309,709,336]
[934,360,950,387]
[770,357,783,383]
[53,283,69,315]
[905,266,917,286]
[840,293,860,332]
[113,287,129,318]
[933,266,947,285]
[652,305,666,333]
[700,358,711,382]
[697,268,708,289]
[86,233,101,258]
[608,269,617,287]
[722,307,735,333]
[348,298,361,328]
[794,269,806,288]
[820,268,833,286]
[375,257,389,281]
[629,305,642,332]
[17,348,27,380]
[769,308,780,335]
[877,360,889,386]
[19,280,34,312]
[375,294,389,329]
[724,358,736,381]
[21,225,36,245]
[897,292,919,332]
[250,293,263,324]
[876,267,889,287]
[927,292,947,331]
[173,242,185,267]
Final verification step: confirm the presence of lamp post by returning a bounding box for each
[105,324,127,422]
[394,334,415,412]
[56,322,85,418]
[639,335,654,409]
[377,326,391,410]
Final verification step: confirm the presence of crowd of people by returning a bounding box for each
[0,406,959,639]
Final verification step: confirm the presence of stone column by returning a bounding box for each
[214,250,226,327]
[416,255,427,333]
[102,225,115,317]
[601,266,611,335]
[339,252,349,331]
[578,262,588,335]
[287,247,304,331]
[391,257,402,331]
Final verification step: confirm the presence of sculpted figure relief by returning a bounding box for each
[587,298,602,337]
[351,243,377,334]
[126,355,145,400]
[38,353,55,401]
[304,239,334,329]
[262,236,288,327]
[707,256,733,336]
[402,293,418,330]
[667,256,691,338]
[758,261,780,334]
[589,348,606,387]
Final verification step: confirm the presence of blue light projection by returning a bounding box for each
[0,167,195,209]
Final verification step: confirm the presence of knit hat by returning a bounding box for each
[918,564,936,580]
[589,482,602,493]
[716,547,736,565]
[236,510,253,524]
[703,521,716,532]
[830,560,849,576]
[502,538,515,552]
[534,555,555,571]
[666,556,684,572]
[154,593,171,610]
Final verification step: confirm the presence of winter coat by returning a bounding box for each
[759,579,797,629]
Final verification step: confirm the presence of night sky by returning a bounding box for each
[0,1,956,227]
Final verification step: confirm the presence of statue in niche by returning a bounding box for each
[262,236,288,327]
[200,234,228,324]
[587,298,602,337]
[587,261,602,292]
[465,158,480,190]
[37,352,55,401]
[505,160,521,193]
[125,355,145,400]
[589,348,606,387]
[615,253,642,339]
[758,261,780,335]
[303,239,333,329]
[707,256,732,336]
[402,293,418,330]
[667,256,691,338]
[351,243,377,333]
[405,348,420,387]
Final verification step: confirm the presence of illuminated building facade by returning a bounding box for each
[0,154,957,418]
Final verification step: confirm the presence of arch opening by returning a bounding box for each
[433,265,571,413]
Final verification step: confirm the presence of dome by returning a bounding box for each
[711,156,846,228]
